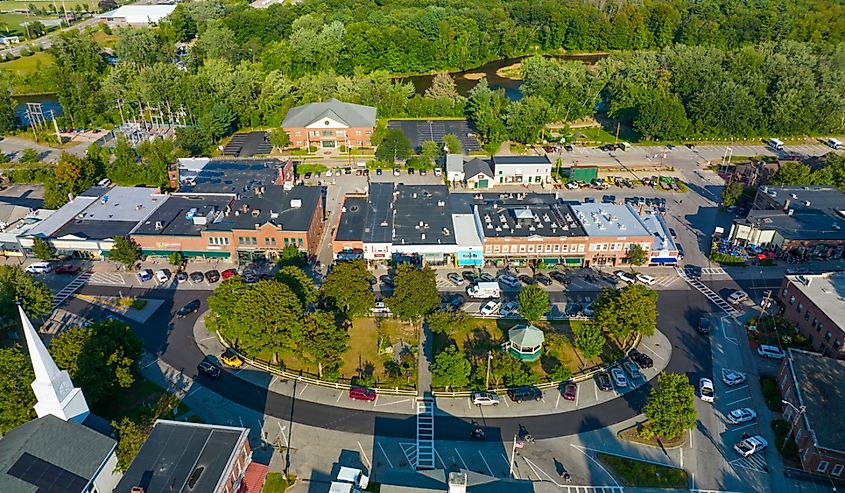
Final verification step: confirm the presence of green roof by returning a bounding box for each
[508,324,545,347]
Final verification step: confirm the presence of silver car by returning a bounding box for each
[471,392,500,406]
[610,367,628,388]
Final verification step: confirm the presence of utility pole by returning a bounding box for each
[781,399,806,451]
[485,352,492,390]
[615,123,620,145]
[757,290,772,324]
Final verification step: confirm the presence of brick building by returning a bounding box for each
[777,273,845,358]
[282,99,376,150]
[777,349,845,479]
[569,203,657,267]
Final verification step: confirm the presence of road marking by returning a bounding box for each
[336,392,343,402]
[575,386,580,407]
[555,392,561,409]
[720,316,739,345]
[731,422,758,432]
[434,448,445,469]
[640,343,665,361]
[454,448,469,470]
[373,394,379,406]
[724,386,748,393]
[594,382,598,401]
[197,336,217,341]
[477,451,494,476]
[298,384,309,396]
[377,442,394,469]
[524,457,561,486]
[680,445,683,468]
[724,396,752,406]
[569,445,620,487]
[503,453,519,479]
[357,441,371,469]
[374,398,413,407]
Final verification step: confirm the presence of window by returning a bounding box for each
[485,245,492,253]
[832,464,844,477]
[553,244,560,252]
[577,244,585,252]
[834,338,842,349]
[238,237,244,245]
[545,244,551,252]
[356,130,361,136]
[502,245,509,254]
[252,237,257,245]
[295,131,301,136]
[589,243,597,252]
[817,461,829,473]
[818,323,823,333]
[782,288,788,297]
[265,238,270,246]
[493,245,500,253]
[797,303,803,312]
[825,331,832,341]
[322,130,333,137]
[271,238,276,246]
[298,238,303,246]
[519,244,526,253]
[357,141,362,146]
[365,130,371,135]
[804,310,810,321]
[561,244,569,253]
[610,243,620,251]
[812,318,818,327]
[336,130,346,136]
[528,244,535,253]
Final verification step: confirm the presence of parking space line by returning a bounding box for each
[594,382,598,401]
[454,448,468,470]
[298,384,309,396]
[377,442,394,469]
[357,441,371,469]
[555,392,561,409]
[477,451,494,476]
[434,448,445,469]
[640,343,665,361]
[570,445,620,487]
[731,422,758,432]
[724,396,751,406]
[524,457,562,486]
[336,392,343,402]
[575,386,580,407]
[374,398,413,407]
[724,386,748,393]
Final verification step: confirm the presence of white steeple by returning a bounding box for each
[19,304,89,423]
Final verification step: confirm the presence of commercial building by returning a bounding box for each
[116,420,254,493]
[777,273,845,357]
[0,208,53,257]
[391,185,457,266]
[569,203,656,267]
[282,99,377,149]
[98,4,176,26]
[490,155,553,185]
[464,158,494,189]
[445,154,465,183]
[777,349,845,479]
[332,183,394,262]
[637,207,680,265]
[729,186,845,259]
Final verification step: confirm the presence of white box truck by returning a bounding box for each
[467,281,501,299]
[826,137,843,150]
[767,138,784,151]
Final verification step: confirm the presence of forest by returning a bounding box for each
[1,0,844,150]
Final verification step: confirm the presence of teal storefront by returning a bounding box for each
[456,248,483,266]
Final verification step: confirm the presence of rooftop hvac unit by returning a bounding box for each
[437,200,445,207]
[193,215,207,225]
[290,199,302,208]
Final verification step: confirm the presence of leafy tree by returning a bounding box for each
[168,251,184,266]
[31,237,55,260]
[431,345,471,391]
[44,152,101,209]
[199,103,236,142]
[268,128,290,150]
[442,134,462,154]
[427,309,472,335]
[420,140,441,162]
[633,89,690,141]
[628,244,648,266]
[115,27,166,67]
[507,95,549,144]
[571,322,606,358]
[517,284,550,323]
[194,22,239,63]
[276,245,305,268]
[769,162,815,186]
[490,351,536,387]
[320,260,375,317]
[276,265,317,306]
[425,72,459,99]
[0,83,16,134]
[592,285,658,339]
[301,309,348,379]
[49,319,143,409]
[0,266,52,335]
[375,129,412,162]
[20,148,40,164]
[206,277,249,334]
[0,346,36,434]
[112,418,150,472]
[174,127,211,156]
[387,265,440,322]
[109,236,141,269]
[643,372,697,440]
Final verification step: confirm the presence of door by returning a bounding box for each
[478,179,488,188]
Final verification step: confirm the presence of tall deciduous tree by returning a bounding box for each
[31,237,55,260]
[375,129,412,162]
[643,372,697,439]
[431,345,471,391]
[506,95,550,144]
[0,82,16,134]
[225,280,304,360]
[0,265,52,335]
[490,351,536,387]
[425,72,458,99]
[517,284,550,323]
[301,309,348,380]
[276,265,317,306]
[268,128,290,150]
[592,285,658,339]
[0,346,36,434]
[109,236,141,269]
[276,245,305,267]
[387,265,440,322]
[572,322,606,358]
[113,417,150,472]
[628,244,648,266]
[442,134,463,154]
[320,260,374,317]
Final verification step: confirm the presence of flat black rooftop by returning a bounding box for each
[788,349,845,453]
[365,183,394,243]
[393,185,456,246]
[491,155,552,165]
[115,421,247,493]
[53,219,138,240]
[134,195,233,236]
[476,202,586,238]
[207,185,320,233]
[740,209,845,241]
[335,196,367,242]
[178,159,281,195]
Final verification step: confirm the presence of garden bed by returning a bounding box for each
[760,376,783,412]
[597,452,689,489]
[617,422,687,448]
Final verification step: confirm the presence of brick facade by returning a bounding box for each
[284,126,374,149]
[777,276,845,357]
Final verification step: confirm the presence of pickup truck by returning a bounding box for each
[734,435,768,457]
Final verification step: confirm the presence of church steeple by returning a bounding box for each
[19,303,89,423]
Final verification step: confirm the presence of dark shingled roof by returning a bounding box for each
[491,155,552,166]
[115,421,248,493]
[787,349,845,454]
[133,195,234,236]
[282,99,376,128]
[464,158,493,179]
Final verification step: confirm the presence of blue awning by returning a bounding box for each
[650,257,678,264]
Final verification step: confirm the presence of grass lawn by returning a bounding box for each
[98,378,189,424]
[0,50,52,74]
[262,473,292,492]
[1,0,96,10]
[597,453,689,489]
[0,13,60,36]
[91,28,117,48]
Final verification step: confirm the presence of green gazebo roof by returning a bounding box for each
[508,324,545,347]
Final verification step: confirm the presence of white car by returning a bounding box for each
[325,169,333,177]
[610,367,628,388]
[566,181,579,190]
[699,378,715,402]
[154,269,171,284]
[728,290,749,304]
[757,344,786,359]
[479,300,500,316]
[727,407,758,424]
[434,167,443,177]
[471,391,500,406]
[734,435,768,457]
[722,369,747,386]
[25,261,52,274]
[497,274,519,288]
[500,301,519,318]
[615,270,636,283]
[636,273,656,285]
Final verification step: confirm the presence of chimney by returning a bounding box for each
[241,203,249,214]
[783,199,790,212]
[638,204,645,217]
[448,471,467,493]
[131,488,145,493]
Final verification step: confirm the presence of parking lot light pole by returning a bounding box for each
[485,352,492,390]
[781,399,806,451]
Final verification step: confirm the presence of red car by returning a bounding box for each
[562,382,577,401]
[349,387,376,401]
[54,264,81,275]
[221,268,238,280]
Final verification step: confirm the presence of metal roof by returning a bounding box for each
[570,203,651,238]
[509,324,545,347]
[786,349,845,454]
[282,99,376,128]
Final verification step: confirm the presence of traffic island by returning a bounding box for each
[596,452,689,489]
[617,422,686,448]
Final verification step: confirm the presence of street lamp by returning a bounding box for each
[781,399,806,452]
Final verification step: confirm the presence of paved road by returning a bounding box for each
[0,16,99,58]
[64,284,714,441]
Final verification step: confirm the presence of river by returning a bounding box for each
[398,53,607,100]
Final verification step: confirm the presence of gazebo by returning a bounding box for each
[507,324,545,361]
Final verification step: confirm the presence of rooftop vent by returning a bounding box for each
[252,209,260,217]
[290,199,302,208]
[442,227,450,236]
[791,194,798,199]
[135,204,143,211]
[437,200,445,207]
[270,211,279,219]
[193,215,207,225]
[421,233,426,240]
[155,221,163,230]
[804,201,811,207]
[380,220,388,227]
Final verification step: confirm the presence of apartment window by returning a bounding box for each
[825,331,832,341]
[804,310,810,321]
[553,244,560,252]
[298,238,303,246]
[502,245,509,254]
[782,288,788,297]
[322,130,333,137]
[817,461,829,473]
[336,130,346,136]
[252,237,257,245]
[832,464,844,477]
[365,131,371,136]
[797,303,803,312]
[610,243,620,251]
[577,244,585,252]
[357,141,362,146]
[589,243,597,252]
[818,323,823,333]
[356,130,361,136]
[493,245,500,253]
[265,238,270,246]
[485,245,492,253]
[545,244,551,252]
[561,244,569,253]
[238,237,244,245]
[528,244,535,253]
[310,130,319,137]
[295,131,301,136]
[271,238,276,246]
[834,338,842,349]
[519,244,526,253]
[789,296,795,305]
[812,318,818,327]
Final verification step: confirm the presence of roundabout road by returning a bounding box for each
[69,284,714,441]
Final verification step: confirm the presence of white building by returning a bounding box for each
[98,4,176,26]
[491,155,553,185]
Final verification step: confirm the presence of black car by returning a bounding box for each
[549,271,568,284]
[596,372,613,391]
[669,228,677,239]
[533,273,552,286]
[376,168,382,175]
[197,357,221,379]
[448,294,465,310]
[379,274,394,287]
[367,276,378,285]
[507,386,543,402]
[176,271,188,283]
[518,275,536,285]
[408,167,415,174]
[205,270,221,283]
[697,317,711,334]
[176,299,201,318]
[189,271,205,284]
[630,349,654,369]
[600,144,614,152]
[461,271,478,283]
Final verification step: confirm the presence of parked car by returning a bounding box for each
[728,290,749,304]
[471,392,500,406]
[137,269,153,283]
[197,357,221,379]
[478,272,495,283]
[636,273,656,285]
[375,168,382,176]
[697,317,711,334]
[221,268,238,280]
[699,378,715,402]
[408,167,415,174]
[379,275,394,287]
[507,386,542,402]
[393,168,400,176]
[549,271,568,284]
[461,271,478,283]
[565,304,582,317]
[189,271,205,284]
[176,271,188,283]
[447,273,465,286]
[499,301,519,318]
[25,261,53,274]
[615,270,636,283]
[518,275,536,285]
[54,264,81,275]
[533,273,552,286]
[479,300,500,316]
[434,167,442,177]
[727,407,758,424]
[155,269,171,284]
[669,228,677,239]
[176,299,201,318]
[757,344,786,360]
[596,372,613,391]
[734,435,768,457]
[220,348,244,368]
[629,349,653,369]
[623,360,643,380]
[448,294,465,310]
[349,386,377,401]
[205,270,221,283]
[497,274,519,287]
[610,368,628,388]
[562,382,577,401]
[721,368,747,386]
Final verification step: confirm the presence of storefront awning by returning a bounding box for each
[564,257,582,266]
[650,257,677,264]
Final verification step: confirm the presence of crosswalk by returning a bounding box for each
[729,453,768,473]
[700,267,727,276]
[559,487,625,493]
[51,271,92,311]
[677,267,740,317]
[89,271,127,286]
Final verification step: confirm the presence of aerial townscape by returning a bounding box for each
[1,0,845,492]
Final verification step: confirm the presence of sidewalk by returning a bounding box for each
[193,311,673,419]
